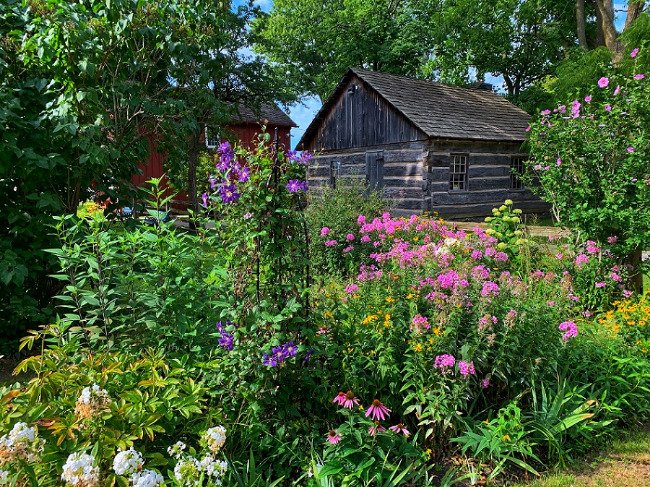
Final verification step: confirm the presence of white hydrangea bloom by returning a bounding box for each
[130,469,164,487]
[203,426,226,454]
[173,456,200,486]
[166,441,186,459]
[61,452,100,487]
[0,422,44,463]
[113,447,144,476]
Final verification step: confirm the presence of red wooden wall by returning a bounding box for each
[131,123,292,209]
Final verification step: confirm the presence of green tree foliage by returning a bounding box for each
[0,0,286,344]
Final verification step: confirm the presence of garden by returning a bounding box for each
[1,1,649,486]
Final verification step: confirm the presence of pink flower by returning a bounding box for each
[607,235,618,244]
[324,239,337,247]
[357,215,366,225]
[556,158,562,166]
[320,227,330,237]
[575,253,589,266]
[614,85,621,95]
[326,430,342,445]
[623,290,633,298]
[634,74,645,80]
[595,281,606,288]
[534,164,542,171]
[365,399,391,421]
[558,105,566,113]
[346,233,355,241]
[555,253,564,260]
[343,245,354,253]
[368,422,386,436]
[345,284,359,294]
[525,125,531,132]
[481,281,500,297]
[332,392,346,406]
[584,95,592,103]
[457,361,476,377]
[342,391,360,409]
[411,314,431,333]
[361,235,371,243]
[627,146,635,153]
[631,47,639,58]
[480,377,490,389]
[541,109,551,116]
[585,240,600,254]
[597,77,609,88]
[558,321,578,342]
[389,423,411,437]
[471,250,483,260]
[605,104,612,112]
[571,99,581,118]
[610,272,622,282]
[434,354,456,370]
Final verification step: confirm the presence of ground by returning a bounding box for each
[517,427,650,487]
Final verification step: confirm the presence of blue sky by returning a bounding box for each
[237,0,630,148]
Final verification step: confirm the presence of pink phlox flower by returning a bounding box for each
[343,245,354,253]
[411,314,431,333]
[585,240,600,254]
[494,251,509,262]
[361,235,371,243]
[614,85,621,95]
[481,281,500,297]
[345,283,359,294]
[634,74,645,80]
[471,250,483,260]
[324,239,337,247]
[357,214,366,225]
[480,377,490,389]
[571,99,581,118]
[609,272,621,282]
[556,158,562,166]
[623,290,633,298]
[326,430,342,445]
[584,95,592,103]
[365,400,391,421]
[457,360,476,377]
[575,253,589,266]
[346,233,355,241]
[605,104,612,112]
[389,423,411,437]
[595,281,606,288]
[631,47,639,58]
[597,77,609,88]
[558,321,578,342]
[627,146,635,153]
[320,227,330,237]
[434,354,456,370]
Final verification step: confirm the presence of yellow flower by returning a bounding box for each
[412,343,423,353]
[502,435,511,441]
[323,310,333,319]
[385,296,395,304]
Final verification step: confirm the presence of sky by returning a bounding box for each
[238,0,631,148]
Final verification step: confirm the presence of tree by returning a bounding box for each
[0,0,286,342]
[525,54,649,290]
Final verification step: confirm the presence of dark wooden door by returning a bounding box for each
[365,150,384,190]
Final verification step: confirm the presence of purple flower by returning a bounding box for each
[631,47,639,58]
[575,253,589,266]
[216,321,235,351]
[541,109,551,116]
[556,158,562,166]
[286,179,308,193]
[481,281,500,297]
[219,184,240,203]
[627,146,635,153]
[558,321,578,342]
[345,283,359,294]
[605,104,612,112]
[607,235,618,244]
[201,192,208,207]
[584,95,592,103]
[324,239,337,247]
[558,105,566,113]
[457,360,476,377]
[480,377,490,389]
[434,354,456,370]
[263,341,299,366]
[634,74,645,80]
[597,77,609,88]
[595,281,606,288]
[235,165,250,183]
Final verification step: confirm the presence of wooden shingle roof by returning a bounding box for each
[298,68,531,148]
[232,101,296,127]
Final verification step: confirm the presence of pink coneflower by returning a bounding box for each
[365,399,391,421]
[389,423,411,437]
[326,430,342,445]
[342,391,360,409]
[368,422,386,436]
[332,392,346,406]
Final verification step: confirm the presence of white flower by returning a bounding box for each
[0,469,9,484]
[0,422,44,463]
[203,426,226,454]
[61,452,100,487]
[113,447,144,476]
[166,441,186,459]
[75,384,110,420]
[198,455,227,477]
[130,469,164,487]
[174,456,200,485]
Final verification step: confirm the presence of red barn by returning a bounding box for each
[131,102,296,208]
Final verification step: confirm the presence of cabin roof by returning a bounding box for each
[231,101,297,128]
[298,68,531,149]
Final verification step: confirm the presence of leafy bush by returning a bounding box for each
[305,180,385,278]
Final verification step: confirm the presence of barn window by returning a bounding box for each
[510,156,525,189]
[204,126,220,149]
[449,154,468,191]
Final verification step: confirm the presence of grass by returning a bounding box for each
[515,427,650,487]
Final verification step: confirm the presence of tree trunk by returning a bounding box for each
[595,0,623,62]
[627,247,644,293]
[576,0,588,48]
[625,0,646,29]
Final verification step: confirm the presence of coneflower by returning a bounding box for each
[326,430,342,445]
[365,399,391,421]
[389,423,410,437]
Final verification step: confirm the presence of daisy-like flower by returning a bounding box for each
[365,399,391,421]
[389,423,410,437]
[368,422,386,436]
[342,391,360,409]
[326,430,342,445]
[332,391,346,406]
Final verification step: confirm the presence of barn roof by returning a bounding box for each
[231,101,297,128]
[298,68,531,148]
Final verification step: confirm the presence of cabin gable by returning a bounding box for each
[301,75,426,152]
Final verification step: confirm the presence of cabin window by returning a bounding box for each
[204,126,220,149]
[510,156,525,189]
[449,154,468,191]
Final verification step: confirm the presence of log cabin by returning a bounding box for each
[297,68,548,218]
